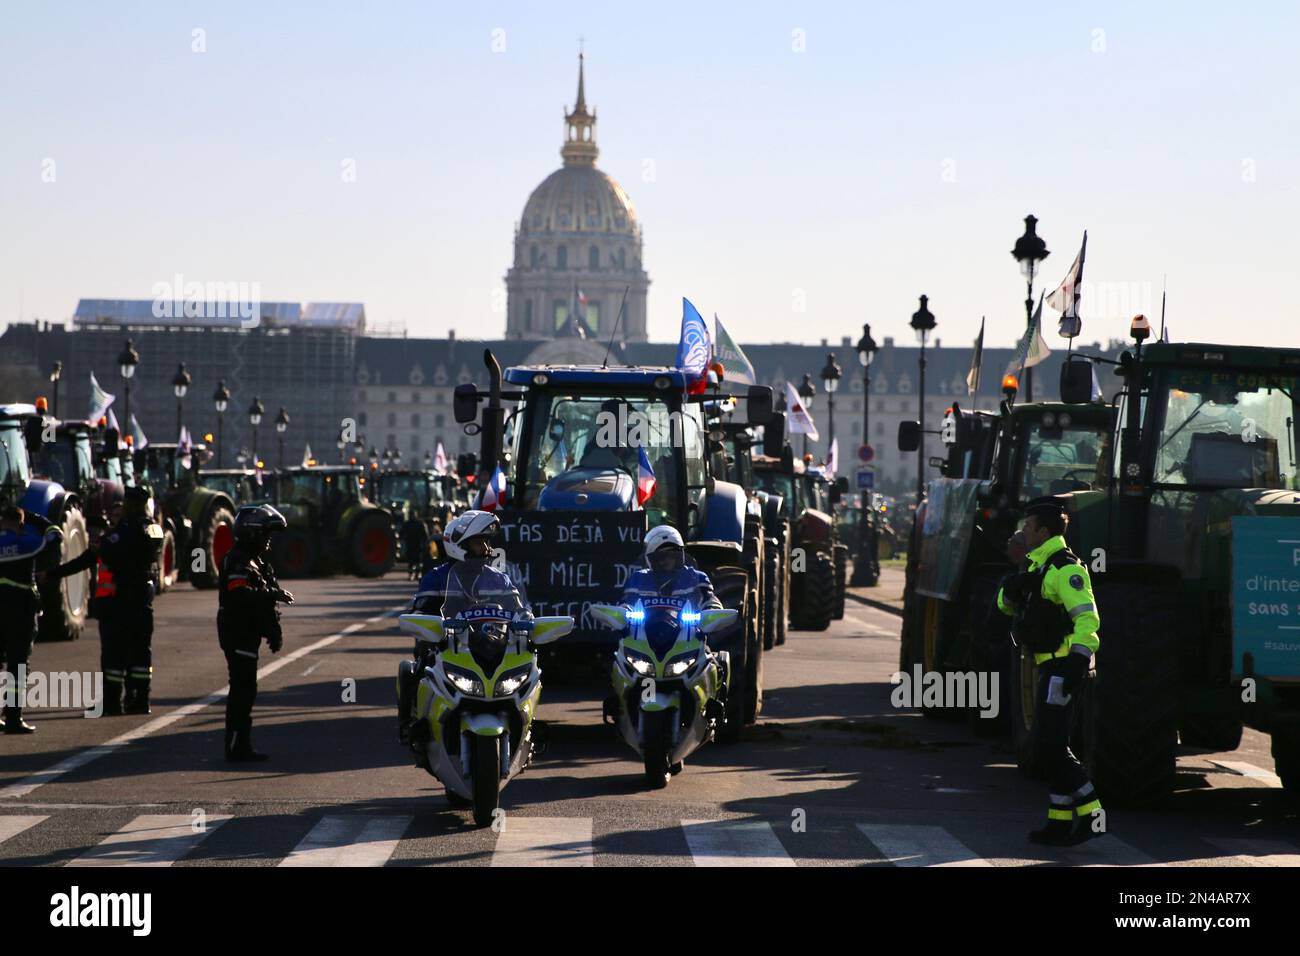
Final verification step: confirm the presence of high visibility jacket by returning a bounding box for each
[997,535,1100,664]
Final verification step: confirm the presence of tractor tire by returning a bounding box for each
[1271,730,1300,793]
[190,504,235,589]
[349,510,396,578]
[1179,715,1244,752]
[744,584,763,723]
[712,567,751,745]
[1088,579,1179,806]
[775,523,790,646]
[832,543,849,620]
[37,506,89,642]
[272,530,316,579]
[157,527,179,592]
[762,544,780,651]
[791,551,835,632]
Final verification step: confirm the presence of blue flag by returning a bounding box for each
[675,297,711,382]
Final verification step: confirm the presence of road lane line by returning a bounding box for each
[0,607,404,800]
[1207,838,1300,866]
[66,814,229,867]
[491,816,593,867]
[280,815,411,867]
[682,819,795,867]
[0,815,47,845]
[1208,759,1283,788]
[857,824,992,867]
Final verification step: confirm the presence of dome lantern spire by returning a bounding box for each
[562,49,598,167]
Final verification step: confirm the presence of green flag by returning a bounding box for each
[713,315,756,385]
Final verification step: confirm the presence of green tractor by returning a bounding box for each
[269,464,396,578]
[198,467,268,507]
[1054,341,1300,800]
[896,395,1114,744]
[371,467,460,559]
[134,443,236,590]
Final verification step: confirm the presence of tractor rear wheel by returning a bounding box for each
[191,504,235,589]
[791,551,834,631]
[762,544,780,651]
[38,506,89,642]
[349,510,396,577]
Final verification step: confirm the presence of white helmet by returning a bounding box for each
[442,509,501,561]
[644,525,684,562]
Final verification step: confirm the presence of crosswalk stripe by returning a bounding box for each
[1063,835,1162,867]
[856,824,992,867]
[681,819,795,867]
[0,815,47,845]
[280,815,411,867]
[1207,838,1300,866]
[66,814,229,867]
[1208,760,1283,788]
[491,816,593,867]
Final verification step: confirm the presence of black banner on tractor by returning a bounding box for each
[495,510,647,643]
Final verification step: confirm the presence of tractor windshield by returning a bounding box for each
[379,474,430,512]
[515,390,704,527]
[1015,414,1110,500]
[0,427,32,494]
[1151,369,1298,489]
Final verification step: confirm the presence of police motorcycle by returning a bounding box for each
[397,581,573,827]
[592,598,737,789]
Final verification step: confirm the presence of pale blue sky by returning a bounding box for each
[2,1,1297,350]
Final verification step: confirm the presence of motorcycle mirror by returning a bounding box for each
[398,614,445,643]
[589,604,628,631]
[530,616,574,645]
[698,608,739,634]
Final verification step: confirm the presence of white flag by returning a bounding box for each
[784,381,819,441]
[301,442,313,467]
[1006,293,1050,377]
[129,413,149,451]
[178,425,193,470]
[825,437,838,476]
[1048,231,1087,338]
[88,372,115,423]
[433,441,448,475]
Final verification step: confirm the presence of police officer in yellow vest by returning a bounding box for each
[997,497,1104,846]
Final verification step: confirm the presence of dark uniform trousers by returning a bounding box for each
[1034,656,1092,811]
[217,546,281,744]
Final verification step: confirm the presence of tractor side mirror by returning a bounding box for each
[898,420,921,452]
[453,383,480,424]
[746,385,774,426]
[1060,358,1095,405]
[763,412,786,457]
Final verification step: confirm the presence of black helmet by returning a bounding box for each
[234,504,287,543]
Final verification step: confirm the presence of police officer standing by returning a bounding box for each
[997,497,1104,846]
[47,484,163,715]
[218,504,293,762]
[0,505,62,733]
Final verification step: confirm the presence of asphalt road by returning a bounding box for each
[1,574,1296,867]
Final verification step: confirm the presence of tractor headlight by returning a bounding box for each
[494,664,532,697]
[443,663,484,697]
[666,653,697,677]
[623,648,654,676]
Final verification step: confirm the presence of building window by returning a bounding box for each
[411,392,420,403]
[588,245,599,271]
[524,299,533,329]
[530,245,539,268]
[411,413,420,428]
[388,391,397,403]
[387,434,397,448]
[556,246,567,270]
[410,434,418,451]
[358,390,367,402]
[358,412,367,427]
[387,412,396,427]
[435,414,445,427]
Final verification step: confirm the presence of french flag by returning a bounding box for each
[636,446,657,506]
[478,465,508,512]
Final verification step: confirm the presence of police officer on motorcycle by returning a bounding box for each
[0,505,62,733]
[47,484,163,715]
[218,504,294,762]
[398,509,529,742]
[622,525,722,611]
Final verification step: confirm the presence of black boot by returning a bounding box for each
[125,683,151,715]
[225,728,269,763]
[3,708,35,734]
[101,681,124,716]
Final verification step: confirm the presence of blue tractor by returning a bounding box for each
[453,351,775,741]
[0,404,93,641]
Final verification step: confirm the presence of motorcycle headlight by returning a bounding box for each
[623,648,654,676]
[493,663,533,697]
[443,663,484,697]
[665,653,697,677]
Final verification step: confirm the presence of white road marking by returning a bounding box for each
[682,819,795,867]
[1207,838,1300,866]
[301,662,321,677]
[1209,759,1283,788]
[1063,835,1162,867]
[0,608,403,800]
[0,815,47,845]
[67,814,229,867]
[857,824,992,867]
[280,815,411,867]
[491,816,593,867]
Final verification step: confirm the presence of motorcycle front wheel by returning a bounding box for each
[472,736,502,827]
[642,711,671,790]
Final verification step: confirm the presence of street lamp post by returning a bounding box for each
[213,380,230,468]
[248,397,264,466]
[172,363,191,441]
[275,408,290,470]
[49,362,63,419]
[1011,214,1050,401]
[850,324,879,586]
[910,295,937,504]
[118,339,139,440]
[820,353,841,455]
[797,374,817,458]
